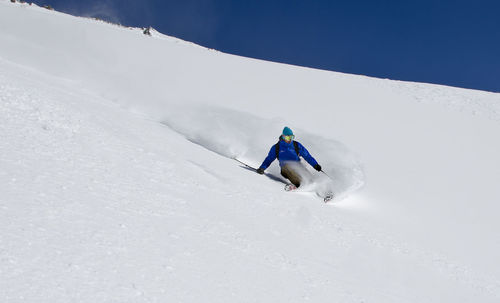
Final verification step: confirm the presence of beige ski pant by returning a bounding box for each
[280,164,302,187]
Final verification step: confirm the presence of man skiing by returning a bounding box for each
[256,127,322,188]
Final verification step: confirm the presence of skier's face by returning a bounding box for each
[283,135,294,143]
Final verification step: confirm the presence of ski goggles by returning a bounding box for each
[282,135,295,141]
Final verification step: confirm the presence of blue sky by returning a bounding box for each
[32,0,500,92]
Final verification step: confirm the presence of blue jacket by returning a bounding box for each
[259,139,319,170]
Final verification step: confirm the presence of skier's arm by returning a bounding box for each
[259,145,277,171]
[298,143,319,168]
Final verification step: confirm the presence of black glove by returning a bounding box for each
[314,164,322,172]
[256,168,265,175]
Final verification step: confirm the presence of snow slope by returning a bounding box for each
[1,1,500,302]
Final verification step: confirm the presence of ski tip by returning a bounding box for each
[323,193,334,203]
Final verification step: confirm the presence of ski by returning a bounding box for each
[286,184,334,203]
[323,192,334,203]
[235,158,333,202]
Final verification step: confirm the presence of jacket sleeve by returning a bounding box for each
[298,142,319,168]
[259,145,277,170]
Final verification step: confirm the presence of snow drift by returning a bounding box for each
[161,104,364,198]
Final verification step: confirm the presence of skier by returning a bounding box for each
[256,127,322,189]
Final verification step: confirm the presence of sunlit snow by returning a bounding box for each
[1,1,500,302]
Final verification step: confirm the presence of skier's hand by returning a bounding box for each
[256,168,265,175]
[314,164,322,172]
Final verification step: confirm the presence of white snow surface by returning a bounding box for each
[1,1,500,302]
